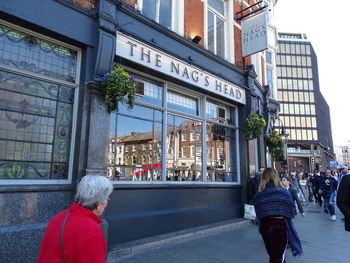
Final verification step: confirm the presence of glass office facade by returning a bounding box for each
[276,39,318,142]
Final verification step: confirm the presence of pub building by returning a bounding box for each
[0,0,279,261]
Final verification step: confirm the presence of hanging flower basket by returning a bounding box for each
[101,66,137,112]
[243,113,266,140]
[266,130,285,161]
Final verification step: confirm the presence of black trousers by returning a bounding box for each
[260,218,288,263]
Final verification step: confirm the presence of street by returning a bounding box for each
[111,203,350,263]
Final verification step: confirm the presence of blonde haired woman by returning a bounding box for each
[254,168,302,262]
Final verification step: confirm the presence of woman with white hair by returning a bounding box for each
[37,175,113,263]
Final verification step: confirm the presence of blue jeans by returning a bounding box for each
[324,192,336,216]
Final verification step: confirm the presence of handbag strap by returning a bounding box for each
[60,210,70,263]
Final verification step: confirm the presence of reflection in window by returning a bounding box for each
[166,115,202,181]
[266,51,272,64]
[107,105,162,181]
[167,90,198,115]
[207,0,226,58]
[206,123,236,182]
[135,76,163,106]
[142,0,172,28]
[205,101,233,125]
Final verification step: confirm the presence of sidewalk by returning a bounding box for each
[109,202,350,263]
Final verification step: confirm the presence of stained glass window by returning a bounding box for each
[0,23,78,83]
[0,70,74,179]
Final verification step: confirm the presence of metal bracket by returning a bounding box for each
[235,1,269,21]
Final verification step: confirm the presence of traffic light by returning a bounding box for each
[312,157,315,164]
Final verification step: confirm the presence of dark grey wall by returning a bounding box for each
[105,185,242,245]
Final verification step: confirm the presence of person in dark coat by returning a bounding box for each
[247,172,261,203]
[319,170,338,221]
[254,168,302,262]
[281,176,305,217]
[247,168,265,203]
[314,172,323,206]
[337,173,350,231]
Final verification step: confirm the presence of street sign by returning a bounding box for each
[329,161,337,167]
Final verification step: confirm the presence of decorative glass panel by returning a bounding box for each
[166,115,202,181]
[0,70,74,179]
[0,23,78,83]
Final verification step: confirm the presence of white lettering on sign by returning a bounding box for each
[116,32,246,105]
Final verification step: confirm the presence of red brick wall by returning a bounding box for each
[123,0,137,7]
[68,0,95,11]
[184,0,204,47]
[234,25,244,68]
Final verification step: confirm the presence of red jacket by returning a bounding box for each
[37,203,106,263]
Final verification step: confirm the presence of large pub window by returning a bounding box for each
[0,21,79,182]
[106,71,239,183]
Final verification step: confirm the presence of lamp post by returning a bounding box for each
[278,124,289,175]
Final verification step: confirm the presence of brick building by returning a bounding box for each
[0,0,280,261]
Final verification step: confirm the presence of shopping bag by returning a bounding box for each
[244,204,256,220]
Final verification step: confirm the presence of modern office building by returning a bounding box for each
[0,0,280,261]
[275,32,334,173]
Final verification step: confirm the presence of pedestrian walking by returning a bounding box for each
[247,167,264,203]
[319,170,337,221]
[290,172,306,202]
[306,173,314,202]
[338,164,349,190]
[254,168,303,262]
[314,172,323,206]
[337,172,350,231]
[37,175,113,263]
[281,176,305,217]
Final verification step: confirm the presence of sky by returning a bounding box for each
[273,0,350,147]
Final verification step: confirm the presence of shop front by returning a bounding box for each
[0,1,278,260]
[87,31,249,246]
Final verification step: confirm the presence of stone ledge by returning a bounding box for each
[107,218,253,262]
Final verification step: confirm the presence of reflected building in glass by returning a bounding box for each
[276,32,334,172]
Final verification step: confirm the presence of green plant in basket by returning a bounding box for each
[102,66,137,112]
[243,114,266,140]
[266,130,285,161]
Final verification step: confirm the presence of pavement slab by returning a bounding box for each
[110,203,350,263]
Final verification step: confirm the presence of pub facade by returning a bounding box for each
[0,0,279,261]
